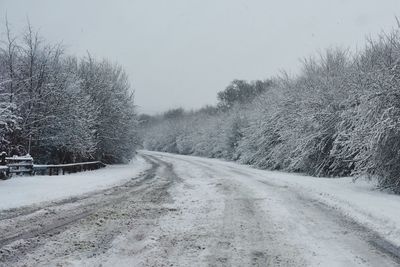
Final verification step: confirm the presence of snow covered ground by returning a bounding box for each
[143,151,400,266]
[1,151,400,266]
[149,151,400,248]
[0,156,150,210]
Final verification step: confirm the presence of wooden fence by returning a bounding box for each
[33,161,106,176]
[0,160,106,179]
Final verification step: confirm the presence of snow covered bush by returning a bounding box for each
[332,31,400,192]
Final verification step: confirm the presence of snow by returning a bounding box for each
[2,151,399,265]
[148,151,400,249]
[34,161,103,168]
[6,154,33,160]
[247,170,400,247]
[0,156,150,211]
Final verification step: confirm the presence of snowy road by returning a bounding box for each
[0,151,400,266]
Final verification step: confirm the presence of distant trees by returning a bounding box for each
[0,22,138,163]
[217,79,273,110]
[142,25,400,193]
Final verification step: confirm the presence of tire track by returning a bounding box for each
[0,154,178,265]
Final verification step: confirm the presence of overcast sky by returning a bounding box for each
[1,0,400,114]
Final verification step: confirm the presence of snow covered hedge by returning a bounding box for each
[142,26,400,193]
[0,23,138,164]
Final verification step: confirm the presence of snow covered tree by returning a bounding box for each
[0,19,21,153]
[78,57,138,163]
[0,22,138,164]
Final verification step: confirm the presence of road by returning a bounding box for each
[0,151,399,266]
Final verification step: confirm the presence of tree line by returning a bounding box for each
[142,25,400,193]
[0,22,138,164]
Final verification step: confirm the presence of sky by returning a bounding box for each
[1,0,400,114]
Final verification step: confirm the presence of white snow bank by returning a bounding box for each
[0,156,150,211]
[258,174,400,247]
